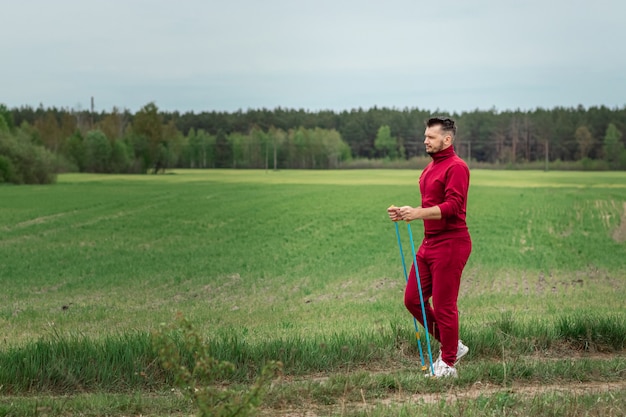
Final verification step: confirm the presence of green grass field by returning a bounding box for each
[1,169,625,416]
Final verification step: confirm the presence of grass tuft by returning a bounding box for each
[556,313,626,351]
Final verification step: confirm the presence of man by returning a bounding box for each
[387,116,472,378]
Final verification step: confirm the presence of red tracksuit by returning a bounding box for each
[404,146,472,367]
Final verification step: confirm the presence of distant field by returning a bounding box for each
[1,169,625,345]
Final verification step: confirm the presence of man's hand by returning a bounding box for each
[398,205,419,222]
[387,205,402,222]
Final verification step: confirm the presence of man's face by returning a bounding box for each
[424,124,451,155]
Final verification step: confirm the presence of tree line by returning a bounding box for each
[1,102,625,184]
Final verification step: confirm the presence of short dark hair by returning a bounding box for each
[426,116,456,138]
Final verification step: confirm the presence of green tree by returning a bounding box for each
[163,120,184,169]
[339,111,367,157]
[187,128,216,168]
[0,113,9,134]
[132,102,164,173]
[34,111,63,152]
[0,127,57,184]
[63,131,86,171]
[214,129,231,168]
[0,154,16,183]
[0,104,14,132]
[110,140,131,173]
[126,131,149,172]
[374,125,398,159]
[199,130,216,168]
[458,110,498,163]
[185,128,199,168]
[320,128,350,168]
[249,127,268,168]
[98,107,127,142]
[268,127,286,170]
[228,132,247,168]
[602,123,624,169]
[84,130,112,172]
[574,126,594,160]
[291,127,308,168]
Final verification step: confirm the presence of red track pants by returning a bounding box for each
[404,234,471,367]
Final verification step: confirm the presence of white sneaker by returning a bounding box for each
[432,359,458,378]
[456,340,469,364]
[436,340,469,365]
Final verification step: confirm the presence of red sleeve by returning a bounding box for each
[438,163,469,218]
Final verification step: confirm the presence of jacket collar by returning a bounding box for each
[431,145,456,163]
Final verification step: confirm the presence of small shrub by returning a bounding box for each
[0,130,57,184]
[152,314,281,417]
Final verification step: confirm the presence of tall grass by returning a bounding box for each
[0,312,623,394]
[0,331,161,394]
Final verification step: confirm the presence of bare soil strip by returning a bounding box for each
[401,380,626,405]
[264,380,626,417]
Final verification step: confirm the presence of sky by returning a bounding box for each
[2,0,625,114]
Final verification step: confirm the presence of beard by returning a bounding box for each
[426,143,444,155]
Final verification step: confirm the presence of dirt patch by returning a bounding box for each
[612,202,626,243]
[259,350,626,416]
[400,380,626,405]
[261,380,626,416]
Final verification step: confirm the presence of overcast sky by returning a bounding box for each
[2,0,625,114]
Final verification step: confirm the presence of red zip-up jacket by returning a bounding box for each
[419,146,470,239]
